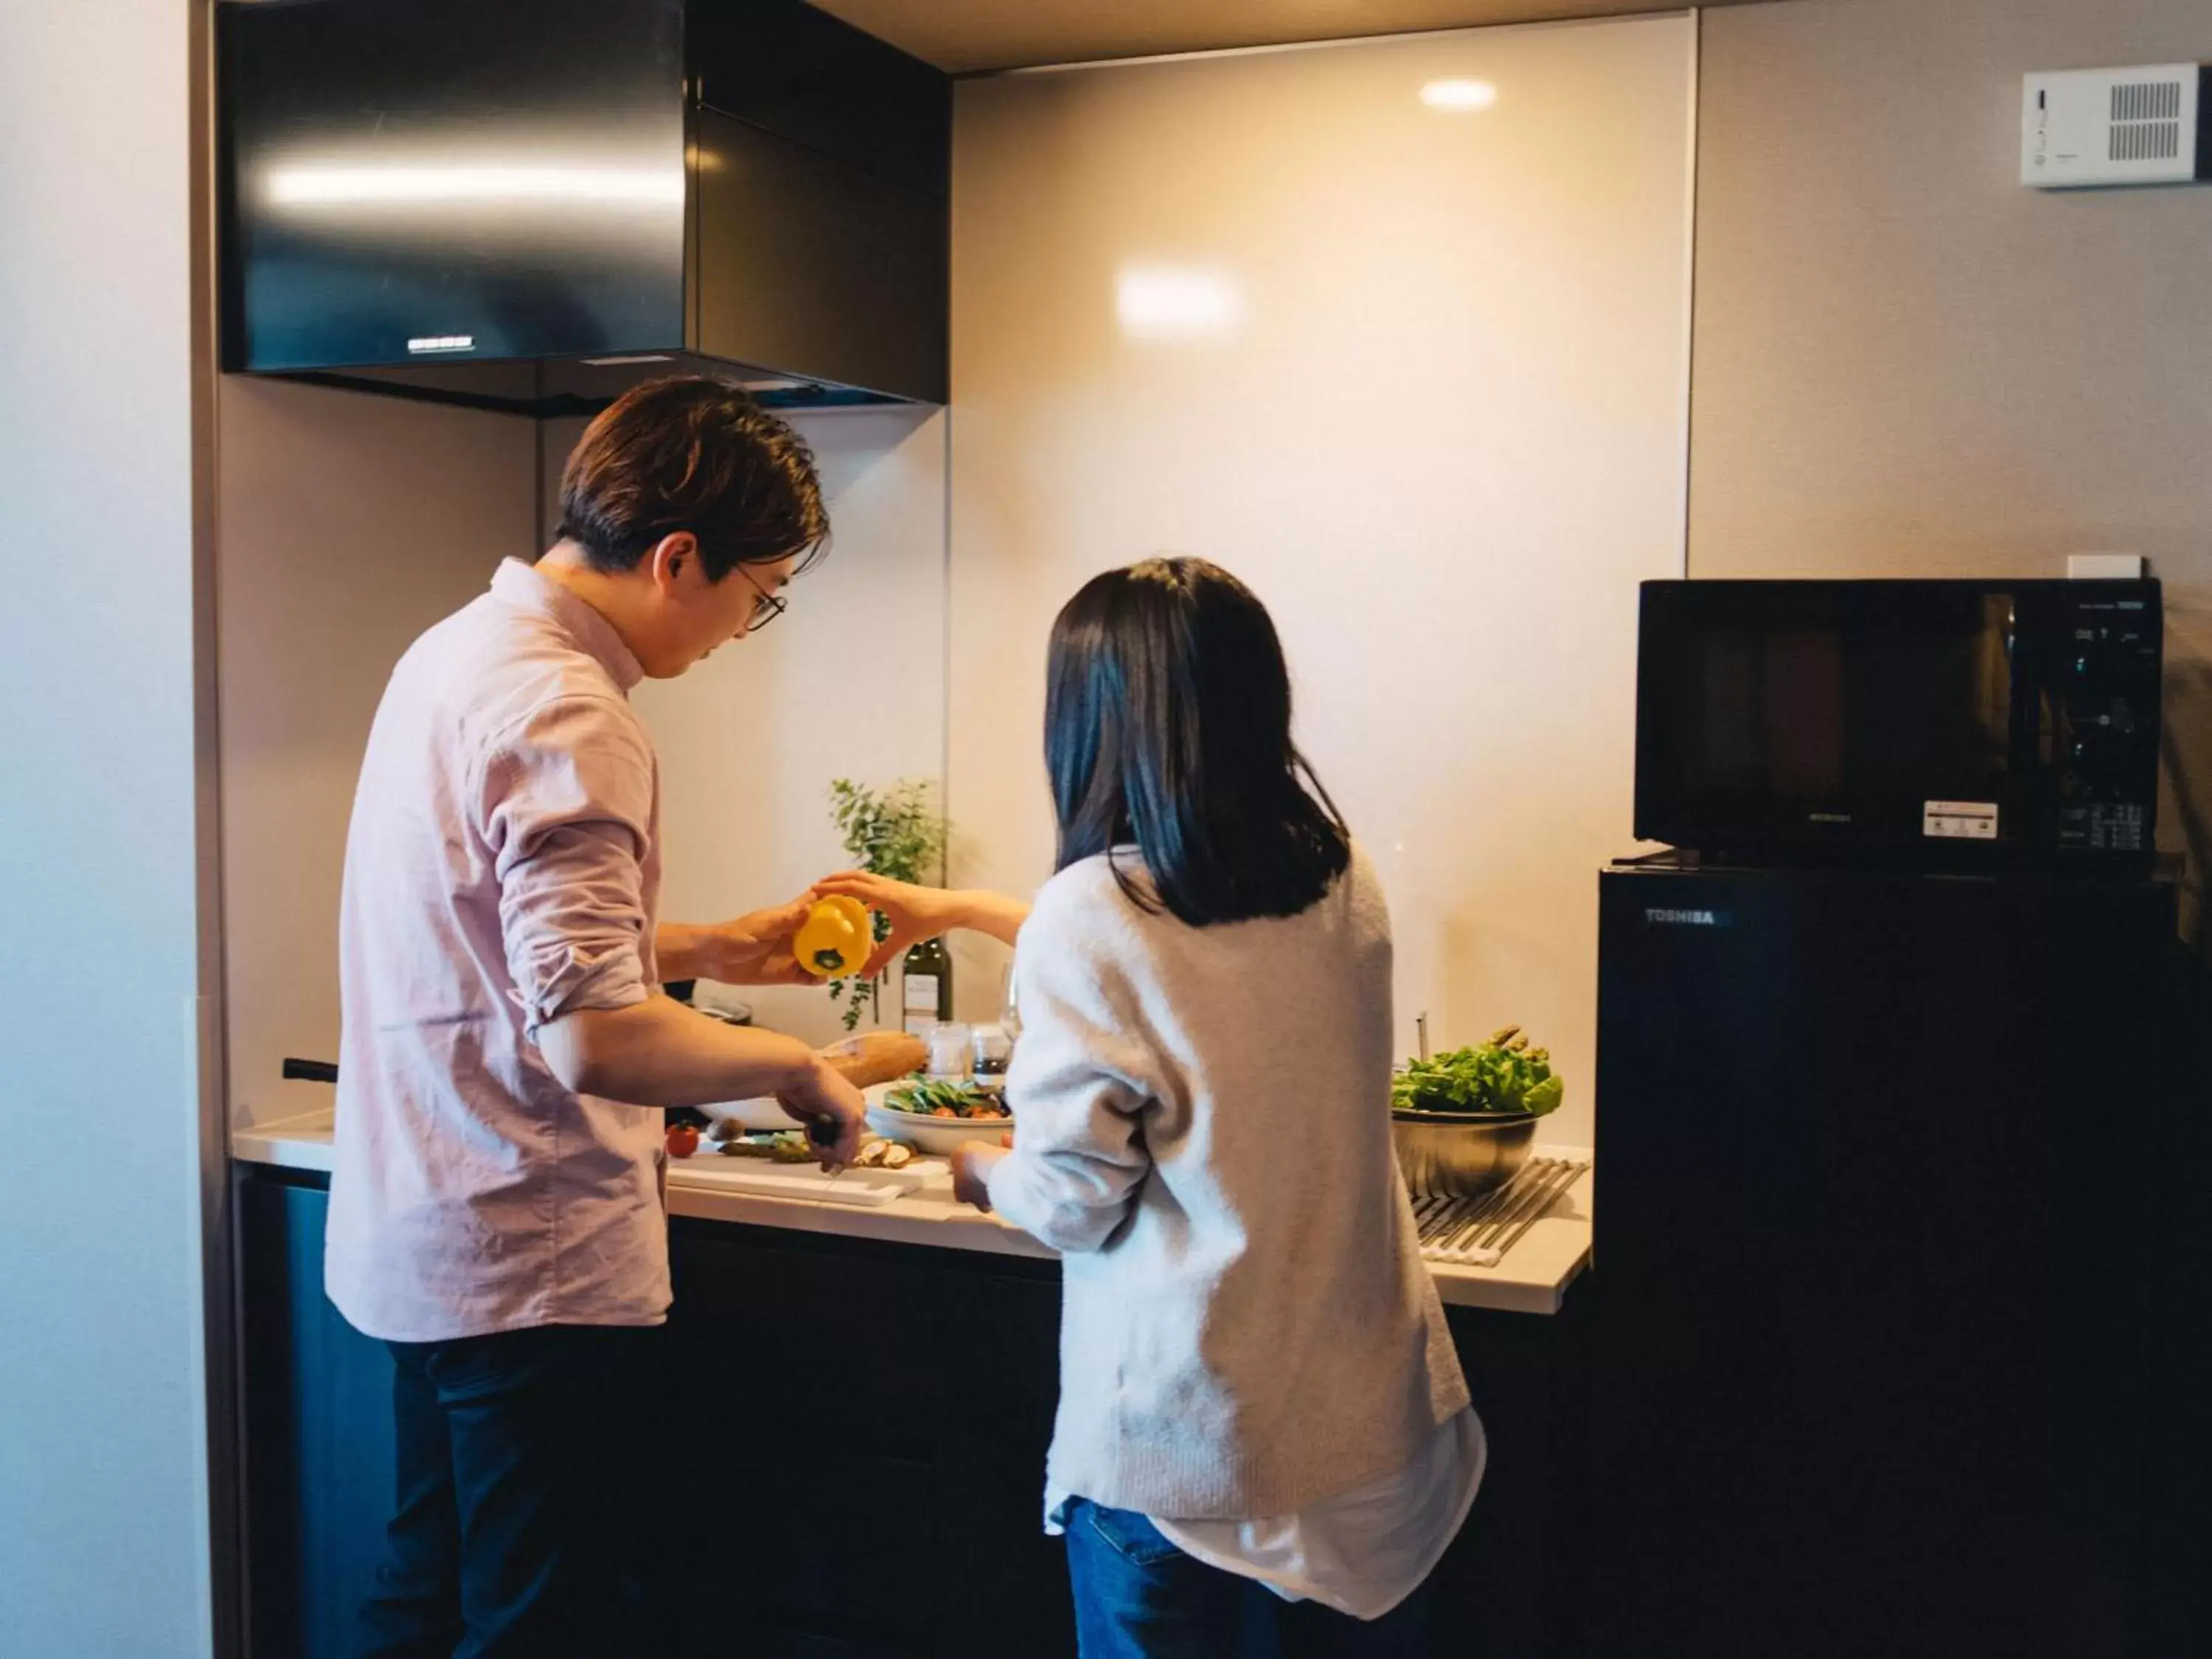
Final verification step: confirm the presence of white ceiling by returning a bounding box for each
[810,0,1769,74]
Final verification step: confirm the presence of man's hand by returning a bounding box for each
[658,894,819,987]
[776,1057,869,1170]
[950,1141,1008,1211]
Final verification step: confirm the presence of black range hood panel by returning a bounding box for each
[218,0,949,412]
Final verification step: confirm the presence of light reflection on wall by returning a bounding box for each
[1419,78,1499,111]
[1113,262,1245,341]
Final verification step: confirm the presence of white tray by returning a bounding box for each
[669,1161,912,1208]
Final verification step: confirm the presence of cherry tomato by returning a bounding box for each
[665,1124,700,1159]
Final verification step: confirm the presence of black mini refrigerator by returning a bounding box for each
[1587,858,2195,1659]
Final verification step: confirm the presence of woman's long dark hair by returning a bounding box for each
[1046,558,1352,927]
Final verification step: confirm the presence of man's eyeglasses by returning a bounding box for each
[735,564,787,632]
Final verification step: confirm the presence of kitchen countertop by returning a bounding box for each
[232,1111,1591,1315]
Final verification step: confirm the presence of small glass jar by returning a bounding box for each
[926,1021,973,1081]
[971,1023,1012,1079]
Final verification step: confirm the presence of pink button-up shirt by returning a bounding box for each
[326,559,669,1343]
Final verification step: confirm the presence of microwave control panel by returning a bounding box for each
[2053,588,2163,852]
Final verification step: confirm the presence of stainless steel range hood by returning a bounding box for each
[218,0,949,414]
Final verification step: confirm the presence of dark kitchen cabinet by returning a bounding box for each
[235,1169,400,1659]
[1588,860,2207,1659]
[235,1166,1590,1658]
[654,1219,1074,1657]
[219,0,950,411]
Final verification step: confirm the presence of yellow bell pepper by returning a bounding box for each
[794,895,872,978]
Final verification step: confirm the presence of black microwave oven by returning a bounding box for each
[1634,579,2163,862]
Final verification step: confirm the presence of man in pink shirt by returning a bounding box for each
[327,378,885,1657]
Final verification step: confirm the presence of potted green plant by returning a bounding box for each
[825,777,947,1031]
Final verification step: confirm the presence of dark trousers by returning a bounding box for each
[355,1324,664,1659]
[1065,1498,1435,1659]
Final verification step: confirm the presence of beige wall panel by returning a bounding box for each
[619,408,951,1048]
[950,16,1697,1146]
[225,396,947,1118]
[1691,0,2212,935]
[217,378,535,1127]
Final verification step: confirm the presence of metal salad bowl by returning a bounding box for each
[1390,1107,1539,1198]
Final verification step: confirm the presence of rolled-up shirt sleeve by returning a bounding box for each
[985,895,1156,1254]
[476,695,657,1035]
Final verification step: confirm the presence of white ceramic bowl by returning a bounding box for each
[700,1096,802,1133]
[863,1082,1013,1156]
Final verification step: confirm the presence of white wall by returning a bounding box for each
[543,408,953,1048]
[222,399,947,1116]
[947,15,1697,1146]
[0,4,214,1655]
[218,378,537,1127]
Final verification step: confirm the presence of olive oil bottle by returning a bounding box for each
[901,936,953,1034]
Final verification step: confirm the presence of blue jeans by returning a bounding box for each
[355,1324,663,1659]
[1065,1498,1436,1659]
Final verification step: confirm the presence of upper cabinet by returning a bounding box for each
[218,0,949,413]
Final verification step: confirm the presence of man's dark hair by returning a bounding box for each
[1046,557,1352,928]
[554,378,827,580]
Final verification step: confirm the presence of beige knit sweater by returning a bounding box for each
[986,844,1470,1520]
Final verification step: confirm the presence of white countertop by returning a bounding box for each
[232,1112,1590,1316]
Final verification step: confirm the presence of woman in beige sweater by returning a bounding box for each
[821,558,1478,1658]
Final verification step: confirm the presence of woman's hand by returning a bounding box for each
[812,871,964,978]
[950,1141,1008,1211]
[811,874,1035,973]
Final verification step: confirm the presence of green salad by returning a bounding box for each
[1391,1027,1564,1118]
[884,1078,1011,1120]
